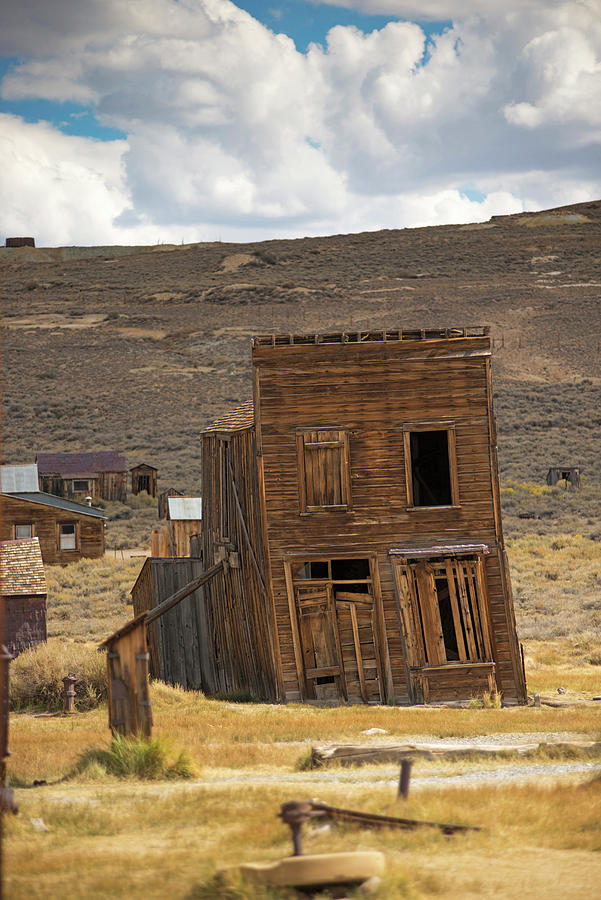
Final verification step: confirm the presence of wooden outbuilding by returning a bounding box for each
[131,463,158,497]
[166,497,202,557]
[36,451,127,502]
[0,491,106,565]
[135,328,527,706]
[99,615,152,737]
[158,488,183,520]
[0,538,47,656]
[546,466,580,489]
[5,237,35,248]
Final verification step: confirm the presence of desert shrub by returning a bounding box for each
[73,734,196,780]
[10,641,107,711]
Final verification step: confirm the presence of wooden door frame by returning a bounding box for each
[391,553,495,703]
[283,553,392,704]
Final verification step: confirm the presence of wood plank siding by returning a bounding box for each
[187,329,528,706]
[250,332,526,705]
[201,420,282,699]
[0,495,105,565]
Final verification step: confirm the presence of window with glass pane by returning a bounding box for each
[59,523,77,550]
[15,524,33,539]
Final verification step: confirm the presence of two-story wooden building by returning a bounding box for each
[196,328,527,706]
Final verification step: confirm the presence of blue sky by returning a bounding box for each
[1,0,599,246]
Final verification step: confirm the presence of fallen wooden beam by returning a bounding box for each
[311,741,601,767]
[145,561,224,624]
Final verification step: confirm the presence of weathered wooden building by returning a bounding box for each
[0,538,47,656]
[199,328,528,705]
[546,466,580,489]
[166,497,202,557]
[36,451,127,502]
[158,488,183,520]
[131,463,158,497]
[0,491,106,565]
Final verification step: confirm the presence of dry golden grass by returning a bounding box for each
[7,679,601,786]
[6,775,601,899]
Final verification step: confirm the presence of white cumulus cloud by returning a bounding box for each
[0,0,600,245]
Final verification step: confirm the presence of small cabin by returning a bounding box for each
[0,490,106,565]
[546,466,580,489]
[131,463,158,497]
[166,497,202,557]
[5,237,35,248]
[0,538,47,656]
[36,451,127,502]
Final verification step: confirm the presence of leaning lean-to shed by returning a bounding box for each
[199,328,527,705]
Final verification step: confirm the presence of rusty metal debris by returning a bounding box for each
[279,799,479,854]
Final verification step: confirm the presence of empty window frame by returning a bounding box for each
[58,523,77,551]
[218,439,231,542]
[72,479,90,493]
[396,557,492,667]
[403,424,459,508]
[296,429,352,513]
[14,523,34,539]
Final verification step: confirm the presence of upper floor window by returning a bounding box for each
[403,423,459,508]
[296,429,352,514]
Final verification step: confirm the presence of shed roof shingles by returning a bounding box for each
[204,400,254,433]
[0,538,46,596]
[36,451,126,477]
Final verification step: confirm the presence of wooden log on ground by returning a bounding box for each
[311,740,601,767]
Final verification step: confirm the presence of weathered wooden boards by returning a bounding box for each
[194,329,528,706]
[0,494,104,565]
[249,331,526,705]
[311,741,601,767]
[100,615,152,737]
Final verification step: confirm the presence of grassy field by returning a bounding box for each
[6,683,601,899]
[6,516,601,898]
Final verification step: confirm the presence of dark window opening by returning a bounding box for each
[219,441,230,541]
[309,561,329,578]
[331,558,370,580]
[138,475,151,492]
[435,578,459,661]
[410,430,452,506]
[315,676,335,685]
[73,480,89,493]
[334,582,369,595]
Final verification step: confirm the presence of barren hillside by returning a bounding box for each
[3,199,600,492]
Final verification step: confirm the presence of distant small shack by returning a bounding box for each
[166,497,202,557]
[36,451,127,502]
[5,237,35,248]
[130,463,158,498]
[546,466,580,489]
[0,538,47,656]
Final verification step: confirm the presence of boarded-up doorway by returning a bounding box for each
[287,557,385,704]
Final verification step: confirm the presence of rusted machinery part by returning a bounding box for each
[311,801,481,834]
